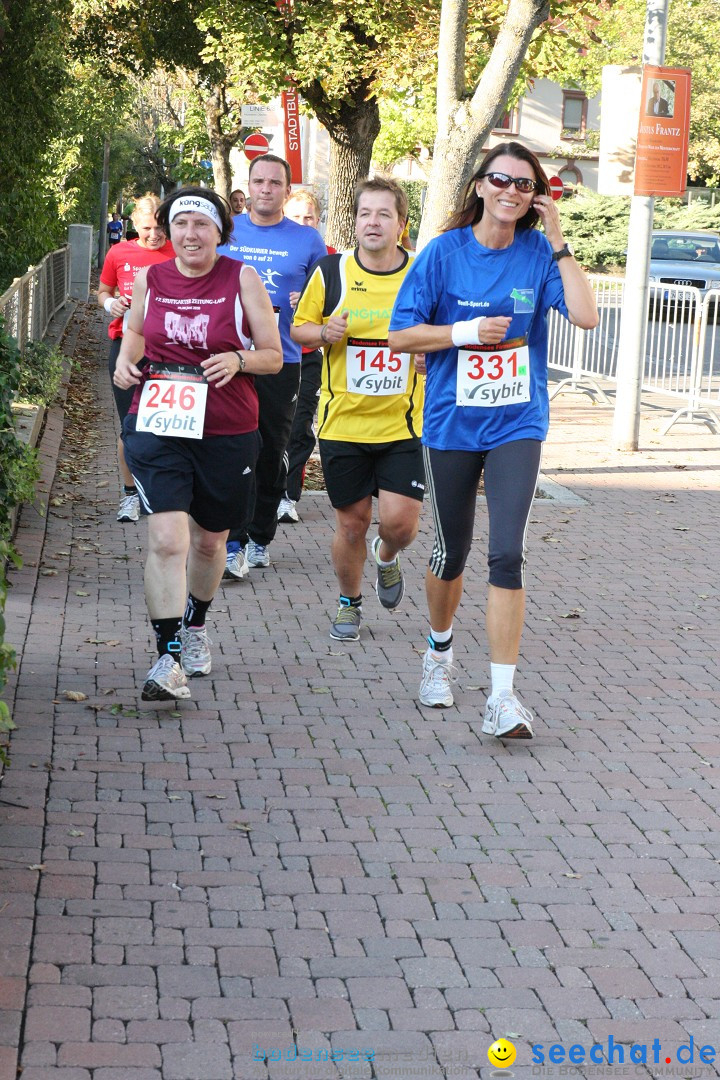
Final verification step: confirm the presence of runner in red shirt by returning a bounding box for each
[98,194,174,523]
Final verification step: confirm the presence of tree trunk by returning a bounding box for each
[204,86,233,201]
[211,142,233,201]
[317,98,381,250]
[418,0,550,248]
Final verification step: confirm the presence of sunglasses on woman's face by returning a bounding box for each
[479,171,539,194]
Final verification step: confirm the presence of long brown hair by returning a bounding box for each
[443,141,550,234]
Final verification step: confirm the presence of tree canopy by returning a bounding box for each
[0,0,72,288]
[561,0,720,185]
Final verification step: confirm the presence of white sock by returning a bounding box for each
[490,663,515,700]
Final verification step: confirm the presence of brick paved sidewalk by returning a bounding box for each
[1,300,720,1080]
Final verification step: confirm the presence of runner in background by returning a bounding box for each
[98,194,175,523]
[230,189,246,215]
[388,141,598,737]
[292,177,424,642]
[278,189,336,524]
[106,212,124,246]
[218,155,327,578]
[113,187,282,701]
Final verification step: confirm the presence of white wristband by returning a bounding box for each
[451,317,485,347]
[104,296,115,314]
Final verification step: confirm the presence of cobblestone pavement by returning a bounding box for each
[1,300,720,1080]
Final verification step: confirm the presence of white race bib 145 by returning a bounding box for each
[346,338,410,396]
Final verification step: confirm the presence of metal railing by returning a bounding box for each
[547,276,720,433]
[661,288,720,434]
[0,246,71,351]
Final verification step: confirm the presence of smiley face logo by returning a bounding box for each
[488,1038,517,1068]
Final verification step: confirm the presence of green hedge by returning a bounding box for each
[17,339,64,406]
[0,322,46,768]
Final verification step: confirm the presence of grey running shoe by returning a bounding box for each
[246,539,270,567]
[482,691,534,739]
[180,625,212,677]
[329,603,362,641]
[141,653,191,701]
[371,536,404,610]
[419,647,457,708]
[277,496,299,523]
[117,492,140,523]
[223,547,249,580]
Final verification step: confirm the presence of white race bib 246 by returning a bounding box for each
[137,365,208,439]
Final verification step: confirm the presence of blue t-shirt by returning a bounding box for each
[107,219,123,243]
[389,226,569,451]
[218,216,327,364]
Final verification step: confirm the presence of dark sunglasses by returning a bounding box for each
[479,171,539,194]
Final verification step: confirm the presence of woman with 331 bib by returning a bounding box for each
[388,142,598,737]
[114,187,281,702]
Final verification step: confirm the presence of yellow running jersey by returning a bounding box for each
[293,249,423,443]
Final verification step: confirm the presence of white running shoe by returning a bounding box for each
[223,547,249,580]
[141,653,191,701]
[277,496,299,523]
[245,540,270,567]
[419,648,457,708]
[482,691,534,739]
[117,493,140,523]
[180,625,212,677]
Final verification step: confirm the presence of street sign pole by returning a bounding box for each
[612,0,669,451]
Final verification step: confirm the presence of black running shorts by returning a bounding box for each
[319,437,425,510]
[123,415,260,533]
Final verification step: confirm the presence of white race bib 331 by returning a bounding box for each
[456,340,530,407]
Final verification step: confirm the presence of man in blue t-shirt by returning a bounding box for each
[107,213,123,246]
[218,154,327,576]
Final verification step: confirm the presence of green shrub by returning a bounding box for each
[396,180,427,243]
[0,319,42,769]
[557,188,631,271]
[17,339,64,406]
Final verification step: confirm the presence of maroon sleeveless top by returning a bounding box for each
[129,255,257,436]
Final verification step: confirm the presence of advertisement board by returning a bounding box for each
[634,65,691,197]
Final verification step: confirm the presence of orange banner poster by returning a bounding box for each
[634,65,691,197]
[281,90,303,184]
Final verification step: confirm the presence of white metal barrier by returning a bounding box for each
[661,289,720,434]
[547,276,720,433]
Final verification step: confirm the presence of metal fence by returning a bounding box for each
[0,246,71,352]
[547,276,720,434]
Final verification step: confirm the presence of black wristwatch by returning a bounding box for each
[551,243,575,262]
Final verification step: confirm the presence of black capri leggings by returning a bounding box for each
[423,438,542,588]
[107,337,136,423]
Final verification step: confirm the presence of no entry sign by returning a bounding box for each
[244,133,270,161]
[548,175,564,201]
